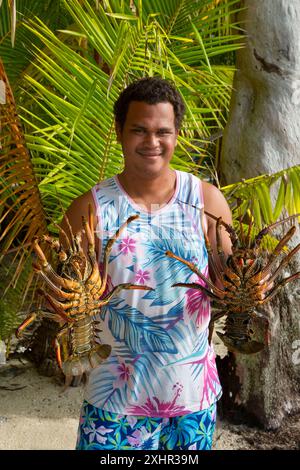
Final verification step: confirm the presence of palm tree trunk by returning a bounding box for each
[220,0,300,429]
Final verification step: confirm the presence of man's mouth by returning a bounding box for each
[138,151,162,158]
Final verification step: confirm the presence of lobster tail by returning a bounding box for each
[61,344,112,377]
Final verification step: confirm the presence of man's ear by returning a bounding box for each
[115,121,122,143]
[175,129,179,146]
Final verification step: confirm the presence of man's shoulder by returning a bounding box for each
[201,180,223,199]
[72,188,93,204]
[177,169,203,187]
[71,176,116,207]
[180,172,222,197]
[201,180,232,224]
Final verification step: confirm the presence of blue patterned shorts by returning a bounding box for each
[76,400,217,450]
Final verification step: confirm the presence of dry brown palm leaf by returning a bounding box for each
[0,57,48,292]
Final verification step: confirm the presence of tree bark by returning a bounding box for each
[220,0,300,429]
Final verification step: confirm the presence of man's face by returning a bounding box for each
[115,101,179,178]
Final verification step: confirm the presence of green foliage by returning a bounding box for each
[221,165,300,252]
[222,165,300,229]
[15,0,244,227]
[0,0,244,342]
[1,1,299,345]
[0,255,33,341]
[0,0,71,88]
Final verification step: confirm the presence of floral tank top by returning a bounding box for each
[85,170,222,417]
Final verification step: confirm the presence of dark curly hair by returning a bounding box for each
[114,77,186,131]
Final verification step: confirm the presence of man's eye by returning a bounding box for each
[158,130,171,136]
[133,129,144,134]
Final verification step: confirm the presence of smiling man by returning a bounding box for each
[116,100,178,211]
[62,77,232,450]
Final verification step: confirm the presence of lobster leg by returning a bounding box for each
[82,205,97,265]
[34,269,81,300]
[42,293,73,323]
[204,211,239,247]
[215,217,229,270]
[208,310,227,345]
[226,258,244,283]
[171,282,224,301]
[254,213,300,248]
[16,308,67,337]
[16,312,38,337]
[98,215,140,298]
[243,258,262,282]
[201,215,227,286]
[249,226,297,285]
[82,209,106,294]
[33,239,81,291]
[54,325,69,370]
[245,214,254,248]
[55,223,73,253]
[40,235,61,253]
[258,271,300,304]
[97,283,153,306]
[265,242,300,286]
[165,250,226,297]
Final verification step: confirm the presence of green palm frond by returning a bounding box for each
[1,0,299,344]
[222,165,300,231]
[0,58,48,283]
[0,0,71,87]
[15,0,243,227]
[0,255,33,341]
[0,0,16,46]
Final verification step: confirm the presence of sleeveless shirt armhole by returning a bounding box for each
[91,185,102,263]
[199,179,208,235]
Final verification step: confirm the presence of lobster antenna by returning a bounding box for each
[204,210,238,246]
[88,203,95,246]
[177,199,238,246]
[52,222,72,251]
[255,212,300,247]
[200,207,207,240]
[245,214,254,249]
[245,198,255,249]
[237,198,245,246]
[54,189,76,252]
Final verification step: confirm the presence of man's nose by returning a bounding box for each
[144,132,159,146]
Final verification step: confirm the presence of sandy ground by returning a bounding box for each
[0,358,299,450]
[0,357,248,450]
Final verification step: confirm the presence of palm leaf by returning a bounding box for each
[0,0,244,327]
[0,58,48,287]
[0,255,34,341]
[15,0,243,223]
[0,0,71,87]
[1,0,299,349]
[221,165,300,237]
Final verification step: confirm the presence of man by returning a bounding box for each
[62,77,232,450]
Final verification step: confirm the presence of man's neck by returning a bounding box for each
[118,169,176,211]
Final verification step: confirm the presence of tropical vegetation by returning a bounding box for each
[0,0,299,346]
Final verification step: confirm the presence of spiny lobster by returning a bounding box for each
[166,212,300,354]
[16,207,152,385]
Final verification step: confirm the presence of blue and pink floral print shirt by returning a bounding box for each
[84,170,222,417]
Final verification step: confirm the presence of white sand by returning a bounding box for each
[0,358,250,450]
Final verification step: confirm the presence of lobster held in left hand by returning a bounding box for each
[166,212,300,354]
